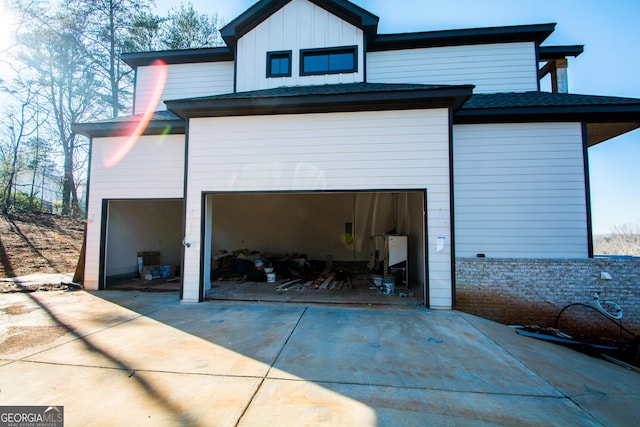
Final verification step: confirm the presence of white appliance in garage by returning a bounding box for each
[369,235,409,290]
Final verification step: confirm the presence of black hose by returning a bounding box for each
[554,303,637,339]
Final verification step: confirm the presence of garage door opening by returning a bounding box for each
[101,199,184,290]
[202,191,427,305]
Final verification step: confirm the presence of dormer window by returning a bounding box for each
[300,46,358,76]
[267,51,292,78]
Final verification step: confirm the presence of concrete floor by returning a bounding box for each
[206,276,423,306]
[0,289,639,426]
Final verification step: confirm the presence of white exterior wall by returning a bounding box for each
[236,0,364,92]
[84,134,185,289]
[367,42,538,94]
[184,109,453,307]
[453,123,589,258]
[134,62,234,114]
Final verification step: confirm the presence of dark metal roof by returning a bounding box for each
[456,91,640,145]
[461,91,640,111]
[165,82,474,119]
[538,45,584,60]
[369,23,556,52]
[220,0,380,50]
[72,110,185,138]
[121,47,233,68]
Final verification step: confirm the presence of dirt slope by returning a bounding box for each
[0,213,84,279]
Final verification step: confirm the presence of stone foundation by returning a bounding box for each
[455,258,640,338]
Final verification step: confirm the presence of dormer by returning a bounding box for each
[220,0,379,92]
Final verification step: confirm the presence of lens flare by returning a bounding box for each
[104,59,168,168]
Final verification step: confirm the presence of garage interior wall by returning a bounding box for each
[208,191,425,289]
[105,199,184,282]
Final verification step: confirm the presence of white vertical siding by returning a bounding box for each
[367,42,538,94]
[134,62,234,114]
[453,123,589,258]
[84,134,185,289]
[183,109,453,307]
[236,0,364,92]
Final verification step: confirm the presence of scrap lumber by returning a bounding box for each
[312,268,331,289]
[276,279,301,291]
[319,275,335,290]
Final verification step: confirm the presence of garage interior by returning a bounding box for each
[203,191,427,306]
[104,199,184,289]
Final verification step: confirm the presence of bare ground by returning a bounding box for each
[0,212,84,292]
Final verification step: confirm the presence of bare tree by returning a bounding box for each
[0,83,39,213]
[67,0,157,118]
[13,7,100,216]
[594,223,640,256]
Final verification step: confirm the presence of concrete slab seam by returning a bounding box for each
[10,359,268,381]
[255,376,575,399]
[455,312,567,392]
[8,311,147,363]
[455,313,609,425]
[234,305,310,427]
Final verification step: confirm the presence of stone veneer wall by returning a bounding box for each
[455,258,640,338]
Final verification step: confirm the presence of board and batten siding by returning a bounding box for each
[453,123,589,258]
[134,62,234,114]
[236,0,364,92]
[84,134,185,289]
[367,42,538,94]
[183,109,453,307]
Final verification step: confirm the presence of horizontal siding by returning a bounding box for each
[236,0,364,92]
[134,62,234,114]
[453,123,589,259]
[182,109,453,306]
[84,135,185,290]
[367,42,538,93]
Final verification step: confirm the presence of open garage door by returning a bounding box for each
[202,191,427,305]
[101,199,184,288]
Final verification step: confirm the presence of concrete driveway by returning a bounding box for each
[0,290,638,426]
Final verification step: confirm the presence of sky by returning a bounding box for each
[2,0,638,234]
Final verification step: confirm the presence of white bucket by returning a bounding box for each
[382,276,395,295]
[267,273,276,283]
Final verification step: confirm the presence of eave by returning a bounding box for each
[72,113,186,138]
[121,47,233,68]
[538,45,584,61]
[165,83,474,119]
[455,92,640,146]
[369,23,556,52]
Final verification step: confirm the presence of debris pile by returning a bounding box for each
[210,248,411,296]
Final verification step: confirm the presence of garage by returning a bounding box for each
[178,107,455,307]
[102,199,183,288]
[201,191,427,305]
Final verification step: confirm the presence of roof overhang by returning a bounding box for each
[165,83,474,119]
[220,0,380,51]
[369,23,556,52]
[455,92,640,146]
[538,45,584,61]
[121,47,233,68]
[72,112,185,138]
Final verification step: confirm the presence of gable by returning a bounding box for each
[221,0,379,50]
[235,0,366,92]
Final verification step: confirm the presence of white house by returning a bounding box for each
[73,0,640,307]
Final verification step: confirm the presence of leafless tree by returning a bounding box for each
[0,82,40,213]
[594,223,640,256]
